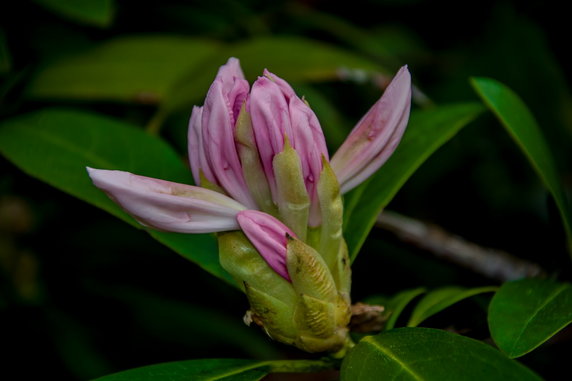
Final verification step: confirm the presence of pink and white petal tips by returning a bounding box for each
[201,76,257,210]
[330,66,412,194]
[263,69,296,99]
[249,76,295,198]
[87,168,246,233]
[188,106,215,186]
[288,95,329,226]
[216,57,249,121]
[237,210,296,281]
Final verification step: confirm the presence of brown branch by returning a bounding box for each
[349,303,387,332]
[376,211,545,282]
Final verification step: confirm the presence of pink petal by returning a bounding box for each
[249,71,329,222]
[202,78,257,209]
[216,57,249,121]
[263,69,296,99]
[249,76,295,198]
[188,106,216,186]
[87,168,246,233]
[237,210,296,281]
[330,66,412,194]
[288,95,329,226]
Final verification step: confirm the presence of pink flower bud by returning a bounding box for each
[249,71,328,225]
[193,58,257,209]
[330,66,412,194]
[87,168,246,233]
[237,210,296,281]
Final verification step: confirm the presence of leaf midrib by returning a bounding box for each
[364,336,424,381]
[509,283,569,355]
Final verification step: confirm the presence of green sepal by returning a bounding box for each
[286,237,337,302]
[199,171,225,194]
[335,241,352,295]
[335,293,352,328]
[296,294,336,339]
[244,282,297,342]
[316,157,344,276]
[297,331,348,353]
[272,139,310,240]
[218,231,296,303]
[235,104,278,216]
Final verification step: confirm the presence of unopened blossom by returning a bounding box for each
[237,210,295,281]
[330,66,412,194]
[88,57,411,353]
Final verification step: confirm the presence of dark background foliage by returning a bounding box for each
[1,0,571,379]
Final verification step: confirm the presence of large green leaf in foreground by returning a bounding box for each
[341,328,541,381]
[0,109,232,285]
[488,278,572,358]
[471,77,572,254]
[343,103,484,260]
[94,358,332,381]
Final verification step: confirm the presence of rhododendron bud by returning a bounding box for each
[236,210,294,281]
[331,65,412,194]
[219,210,351,353]
[88,57,412,355]
[249,71,328,228]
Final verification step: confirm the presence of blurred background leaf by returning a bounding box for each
[0,109,230,284]
[472,77,572,254]
[406,286,496,327]
[31,0,116,28]
[26,36,221,104]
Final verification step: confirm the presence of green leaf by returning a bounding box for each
[26,36,220,103]
[385,287,426,330]
[0,108,233,285]
[341,327,542,381]
[32,0,116,28]
[488,278,572,358]
[407,286,497,327]
[94,358,333,381]
[343,103,484,260]
[471,77,572,254]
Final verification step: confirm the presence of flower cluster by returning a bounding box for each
[88,58,411,353]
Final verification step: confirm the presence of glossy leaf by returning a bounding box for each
[488,278,572,358]
[341,327,542,381]
[0,108,233,285]
[26,36,220,103]
[471,77,572,254]
[385,287,426,330]
[407,286,497,327]
[32,0,116,27]
[343,103,485,260]
[94,358,333,381]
